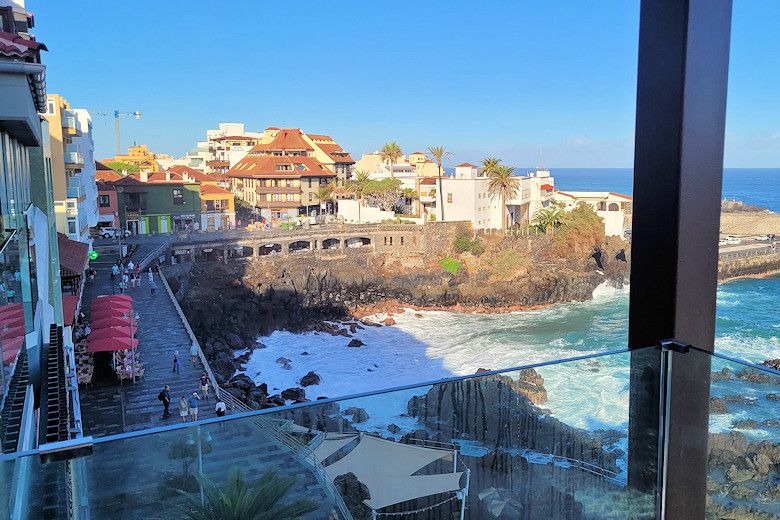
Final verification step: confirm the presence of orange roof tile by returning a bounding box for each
[540,183,555,190]
[200,184,233,196]
[225,155,336,178]
[58,233,89,277]
[316,142,355,163]
[410,152,425,156]
[96,169,122,182]
[251,128,312,152]
[305,134,334,142]
[609,192,633,200]
[455,162,476,168]
[420,177,437,185]
[168,165,219,182]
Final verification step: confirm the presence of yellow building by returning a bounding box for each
[199,184,236,231]
[107,144,159,173]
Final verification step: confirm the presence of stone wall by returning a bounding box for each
[719,253,780,280]
[423,220,471,257]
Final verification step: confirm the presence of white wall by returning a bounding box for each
[338,199,395,223]
[72,109,98,229]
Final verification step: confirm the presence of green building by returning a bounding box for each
[110,176,201,234]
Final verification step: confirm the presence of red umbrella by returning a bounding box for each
[86,336,139,352]
[0,317,25,328]
[91,308,134,320]
[0,324,26,339]
[94,295,133,304]
[2,336,24,363]
[0,303,24,319]
[91,316,137,329]
[87,327,132,341]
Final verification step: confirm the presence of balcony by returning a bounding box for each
[61,112,82,137]
[64,151,84,168]
[66,185,84,200]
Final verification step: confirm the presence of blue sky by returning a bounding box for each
[34,1,779,168]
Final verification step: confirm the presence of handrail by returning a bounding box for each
[138,238,172,270]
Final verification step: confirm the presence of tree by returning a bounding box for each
[169,433,213,492]
[533,202,568,233]
[345,171,372,223]
[478,157,502,178]
[487,164,521,232]
[104,161,139,174]
[380,142,403,180]
[183,465,318,520]
[427,146,452,221]
[365,178,402,210]
[401,187,418,215]
[314,183,335,218]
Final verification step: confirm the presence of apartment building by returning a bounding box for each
[552,190,633,236]
[204,122,264,177]
[225,128,353,220]
[105,144,159,173]
[40,95,99,243]
[354,150,439,178]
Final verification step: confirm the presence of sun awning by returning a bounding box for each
[87,327,132,341]
[58,233,90,277]
[86,337,138,352]
[312,433,359,462]
[1,336,24,364]
[91,308,133,320]
[91,316,137,329]
[62,295,80,325]
[322,435,463,511]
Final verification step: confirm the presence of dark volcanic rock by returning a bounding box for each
[724,394,755,405]
[767,394,780,401]
[709,397,730,414]
[281,387,306,401]
[225,332,244,349]
[228,374,255,392]
[347,339,365,348]
[267,394,286,407]
[275,357,292,364]
[761,358,780,371]
[300,371,321,387]
[711,368,732,382]
[732,419,759,429]
[333,473,371,520]
[735,369,771,384]
[344,407,369,423]
[387,423,401,434]
[761,418,780,427]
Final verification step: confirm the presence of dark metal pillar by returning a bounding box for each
[628,0,732,518]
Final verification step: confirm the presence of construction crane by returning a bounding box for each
[94,110,142,155]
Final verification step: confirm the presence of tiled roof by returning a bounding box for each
[540,183,555,190]
[146,170,183,182]
[96,168,122,182]
[251,128,312,152]
[316,142,355,163]
[57,234,89,277]
[455,162,476,167]
[0,31,47,60]
[609,192,633,200]
[95,161,115,171]
[265,127,280,130]
[410,152,425,156]
[225,155,336,178]
[305,134,334,142]
[110,176,146,186]
[200,184,233,196]
[420,177,437,185]
[167,165,218,182]
[96,180,116,192]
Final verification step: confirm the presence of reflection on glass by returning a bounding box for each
[0,231,27,398]
[707,354,780,519]
[1,349,663,519]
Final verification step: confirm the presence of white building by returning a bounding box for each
[552,191,633,236]
[71,109,99,232]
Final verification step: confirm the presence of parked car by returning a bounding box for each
[718,239,727,246]
[726,236,741,245]
[755,234,770,242]
[95,227,131,239]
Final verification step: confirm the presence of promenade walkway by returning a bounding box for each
[78,248,216,438]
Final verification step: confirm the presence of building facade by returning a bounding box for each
[105,144,159,173]
[109,176,201,234]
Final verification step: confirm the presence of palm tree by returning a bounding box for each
[314,183,334,219]
[533,203,568,234]
[183,465,318,520]
[380,142,403,179]
[345,170,372,223]
[478,157,502,178]
[427,146,453,221]
[487,164,521,232]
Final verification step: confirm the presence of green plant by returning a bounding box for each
[491,250,531,277]
[453,232,484,255]
[487,164,521,232]
[429,214,436,221]
[380,142,403,179]
[169,433,213,492]
[439,257,461,275]
[104,161,140,173]
[183,465,318,520]
[532,202,568,233]
[428,145,453,221]
[551,202,605,259]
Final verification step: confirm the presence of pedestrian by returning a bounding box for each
[200,373,209,400]
[172,352,181,373]
[149,279,156,296]
[189,344,198,365]
[111,264,118,278]
[159,385,171,419]
[215,399,226,417]
[148,269,154,283]
[188,392,200,421]
[178,396,188,423]
[118,280,125,295]
[135,265,141,277]
[128,260,134,271]
[122,273,129,289]
[7,287,15,302]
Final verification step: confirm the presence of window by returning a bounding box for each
[285,179,292,187]
[67,218,77,235]
[272,193,282,202]
[309,193,313,202]
[447,193,453,203]
[608,203,620,211]
[276,164,292,171]
[173,188,184,204]
[598,201,607,211]
[287,194,295,202]
[99,195,111,207]
[320,178,328,185]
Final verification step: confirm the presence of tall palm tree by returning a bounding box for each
[487,164,521,232]
[184,465,318,520]
[380,142,403,179]
[314,183,334,219]
[478,157,502,178]
[345,170,372,223]
[427,146,452,221]
[533,203,567,234]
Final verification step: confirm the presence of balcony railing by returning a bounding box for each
[61,115,82,136]
[66,185,84,199]
[2,345,777,519]
[64,151,84,168]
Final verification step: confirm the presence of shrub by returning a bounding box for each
[490,250,532,278]
[439,257,461,275]
[454,232,484,256]
[551,202,605,259]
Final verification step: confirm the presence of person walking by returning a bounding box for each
[200,373,209,400]
[215,399,226,417]
[178,396,188,423]
[148,268,154,283]
[188,392,200,421]
[149,279,157,296]
[127,260,134,272]
[117,280,125,295]
[172,352,181,374]
[159,385,171,419]
[189,344,199,365]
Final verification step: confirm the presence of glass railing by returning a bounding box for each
[706,351,780,520]
[1,348,662,519]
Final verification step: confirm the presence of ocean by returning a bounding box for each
[241,168,780,440]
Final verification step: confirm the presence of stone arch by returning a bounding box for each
[289,240,312,253]
[608,203,620,211]
[258,243,281,256]
[323,238,341,250]
[346,237,371,248]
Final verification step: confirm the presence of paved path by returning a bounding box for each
[79,249,217,438]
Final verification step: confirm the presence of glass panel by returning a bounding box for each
[707,354,780,519]
[1,349,660,519]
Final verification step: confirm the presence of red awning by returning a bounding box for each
[58,233,90,277]
[2,336,24,364]
[0,325,26,339]
[94,295,133,304]
[91,316,137,329]
[87,327,132,341]
[62,295,80,325]
[91,308,133,320]
[86,337,138,353]
[0,303,24,319]
[540,183,555,190]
